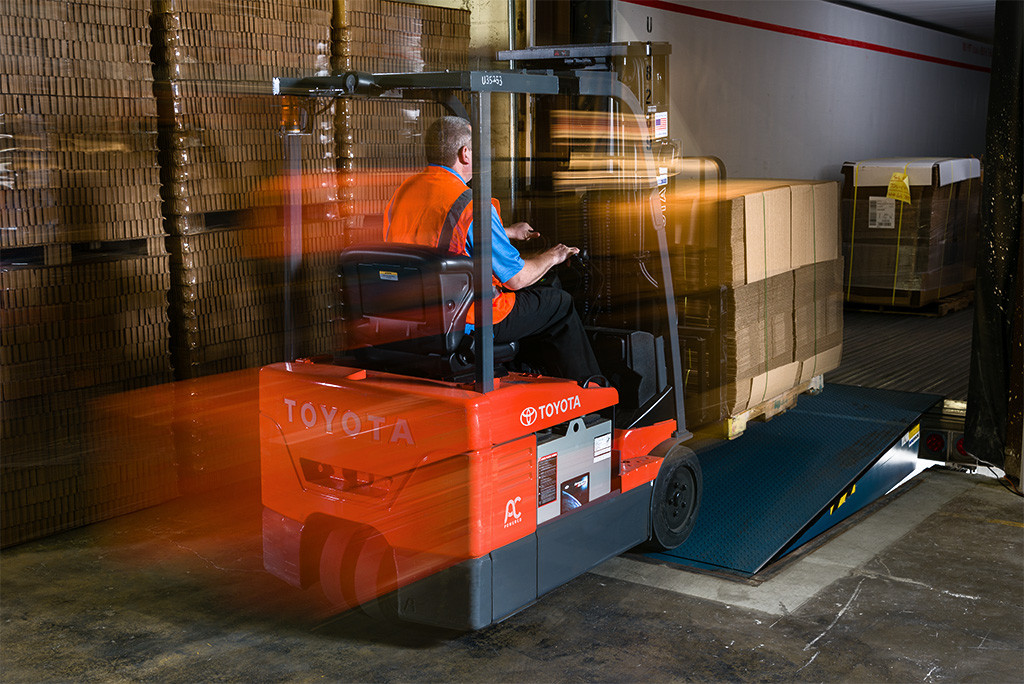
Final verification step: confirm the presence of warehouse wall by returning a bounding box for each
[613,0,992,180]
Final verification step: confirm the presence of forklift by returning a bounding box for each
[260,44,703,630]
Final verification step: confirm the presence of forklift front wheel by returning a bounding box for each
[646,445,702,551]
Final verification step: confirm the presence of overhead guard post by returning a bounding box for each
[472,91,494,393]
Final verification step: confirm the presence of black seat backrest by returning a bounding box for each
[338,243,473,356]
[337,243,517,380]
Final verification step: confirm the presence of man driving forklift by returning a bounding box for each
[383,115,602,384]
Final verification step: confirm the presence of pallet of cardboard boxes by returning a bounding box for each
[840,157,981,309]
[150,0,337,379]
[670,178,844,436]
[0,0,473,548]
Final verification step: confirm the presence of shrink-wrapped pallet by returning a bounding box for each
[840,158,981,307]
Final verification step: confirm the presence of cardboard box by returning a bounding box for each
[677,261,843,428]
[682,361,806,429]
[679,273,793,378]
[670,178,839,292]
[786,180,841,270]
[793,258,844,362]
[743,361,803,412]
[679,271,797,426]
[843,241,965,294]
[798,345,843,385]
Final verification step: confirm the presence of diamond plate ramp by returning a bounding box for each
[647,384,940,577]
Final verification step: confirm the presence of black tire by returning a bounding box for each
[319,525,397,617]
[645,445,702,551]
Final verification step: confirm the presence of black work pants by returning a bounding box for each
[493,286,602,384]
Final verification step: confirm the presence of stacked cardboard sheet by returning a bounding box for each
[144,0,338,499]
[670,179,843,429]
[841,158,981,307]
[0,0,175,547]
[151,0,336,377]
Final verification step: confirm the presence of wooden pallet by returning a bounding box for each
[847,289,974,317]
[694,374,824,441]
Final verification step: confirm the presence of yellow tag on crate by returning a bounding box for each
[886,172,912,204]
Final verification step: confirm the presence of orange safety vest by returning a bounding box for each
[384,166,516,325]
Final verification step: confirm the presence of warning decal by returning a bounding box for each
[538,452,557,506]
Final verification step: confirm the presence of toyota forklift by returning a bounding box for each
[260,44,703,630]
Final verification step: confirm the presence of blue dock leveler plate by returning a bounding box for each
[648,384,939,577]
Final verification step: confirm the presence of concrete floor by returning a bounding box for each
[1,467,1021,682]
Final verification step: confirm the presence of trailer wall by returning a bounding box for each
[613,0,991,180]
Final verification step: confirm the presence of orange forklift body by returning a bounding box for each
[260,361,676,628]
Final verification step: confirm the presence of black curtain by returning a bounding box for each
[965,0,1023,482]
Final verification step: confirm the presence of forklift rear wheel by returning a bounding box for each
[646,445,702,551]
[319,525,397,616]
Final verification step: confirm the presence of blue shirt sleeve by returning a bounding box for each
[465,207,525,284]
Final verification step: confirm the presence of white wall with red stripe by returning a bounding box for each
[614,0,991,180]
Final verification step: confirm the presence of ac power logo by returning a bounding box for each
[503,496,523,528]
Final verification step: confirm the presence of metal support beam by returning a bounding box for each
[472,91,495,393]
[283,131,304,362]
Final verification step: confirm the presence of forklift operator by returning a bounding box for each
[384,115,602,384]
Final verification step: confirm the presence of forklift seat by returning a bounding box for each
[337,243,518,381]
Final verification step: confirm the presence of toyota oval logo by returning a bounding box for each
[520,406,537,426]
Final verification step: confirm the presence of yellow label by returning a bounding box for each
[378,270,398,281]
[886,172,912,204]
